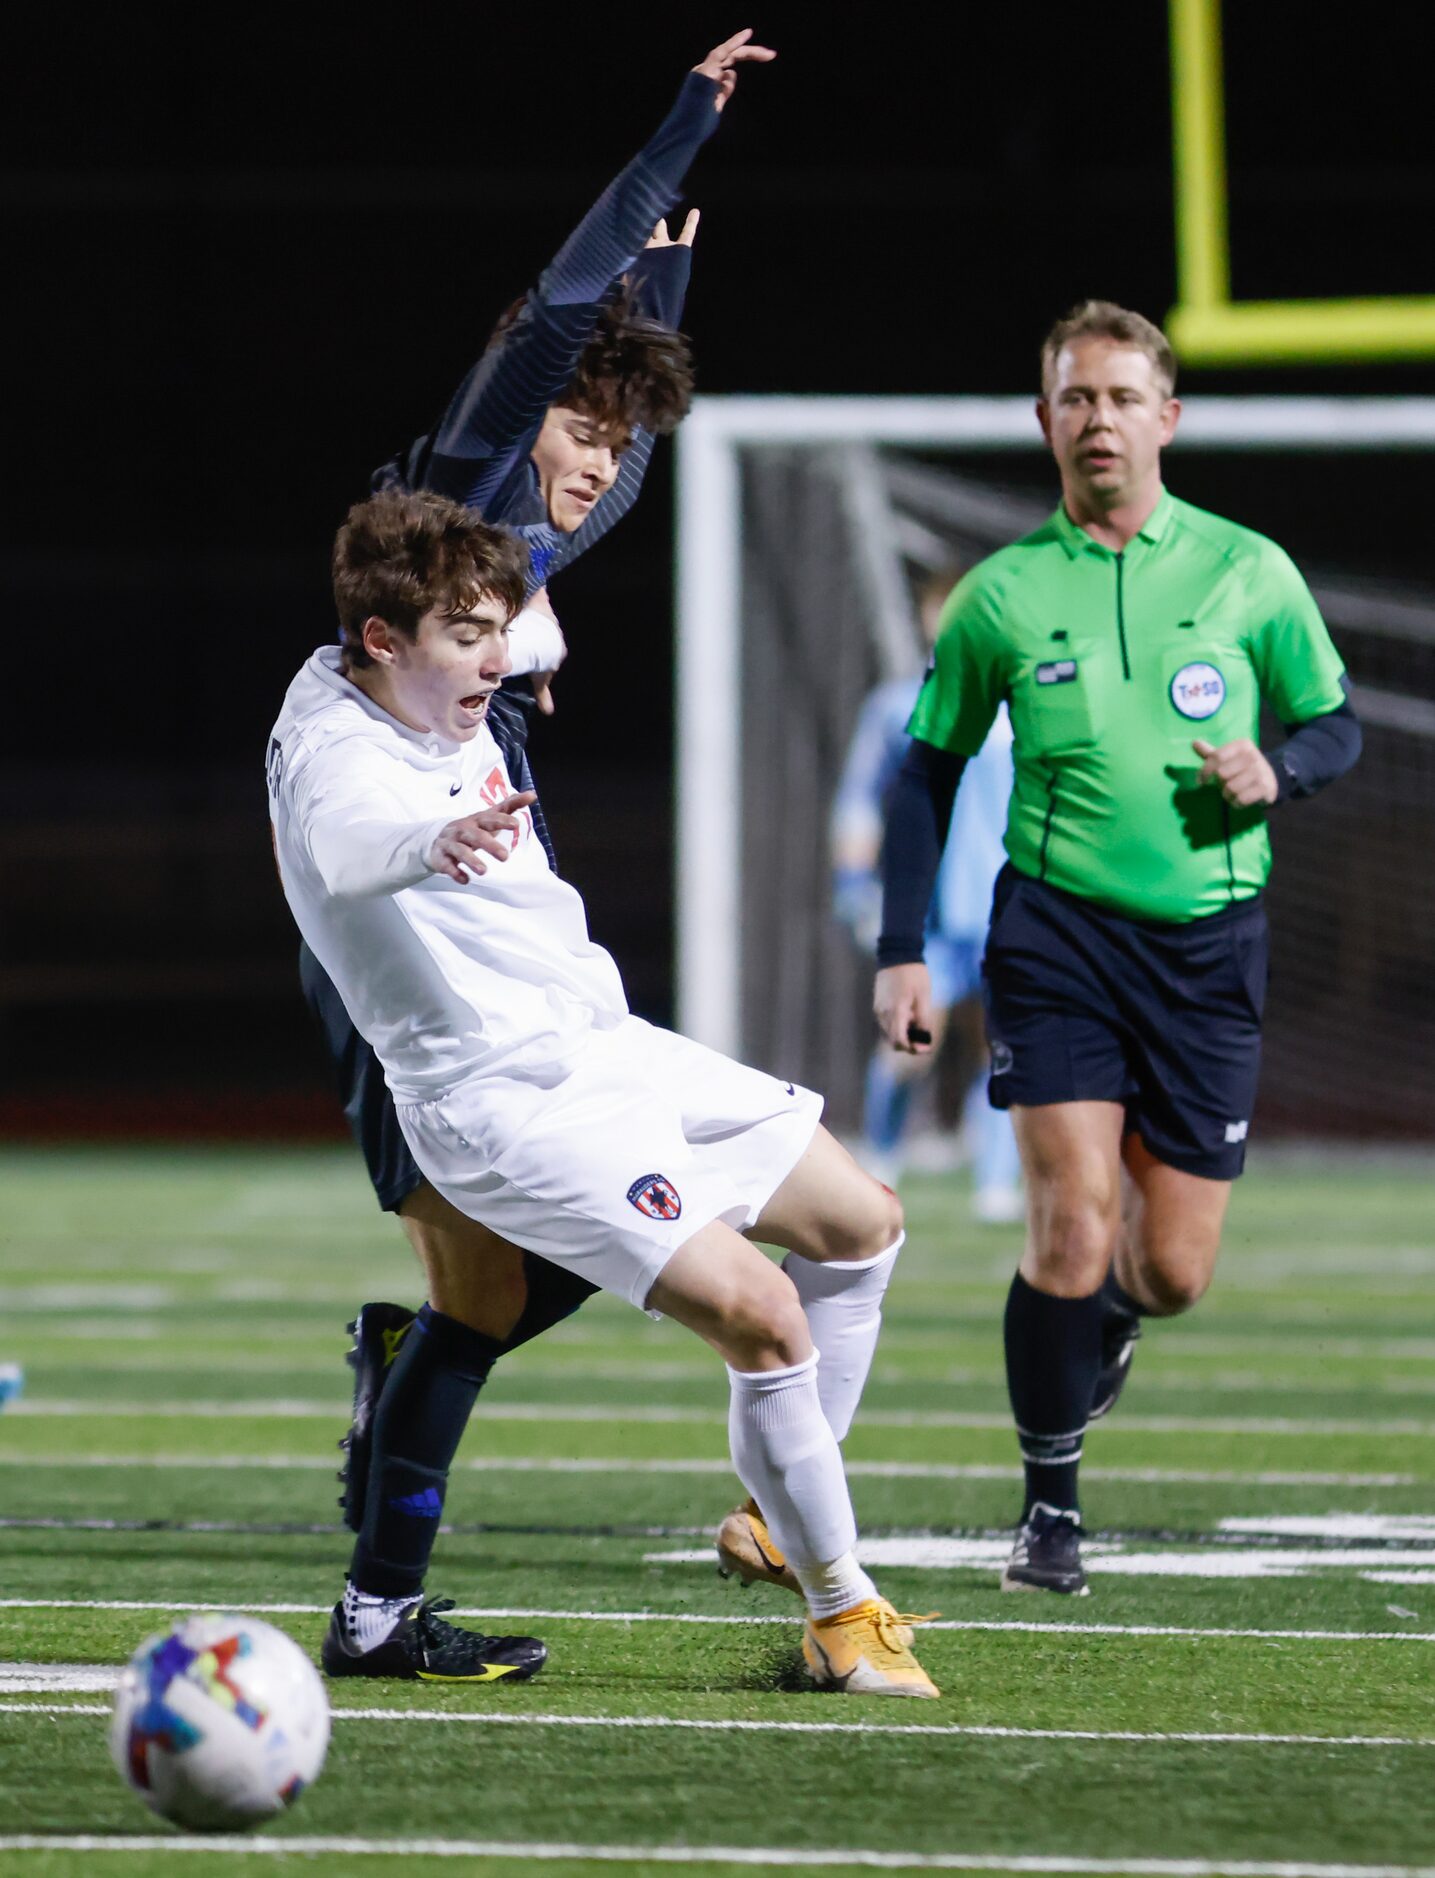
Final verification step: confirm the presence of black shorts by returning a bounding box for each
[299,942,423,1214]
[981,865,1268,1181]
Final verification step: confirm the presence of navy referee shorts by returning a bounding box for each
[981,864,1269,1181]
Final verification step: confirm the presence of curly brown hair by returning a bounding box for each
[490,287,695,439]
[562,291,695,438]
[332,489,529,672]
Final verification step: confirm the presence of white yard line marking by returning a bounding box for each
[1222,1516,1435,1540]
[649,1541,1435,1579]
[1,1602,1433,1643]
[0,1664,117,1692]
[0,1455,1415,1487]
[0,1840,1432,1876]
[1,1700,1431,1749]
[11,1401,1435,1436]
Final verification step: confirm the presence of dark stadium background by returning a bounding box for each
[5,4,1432,1136]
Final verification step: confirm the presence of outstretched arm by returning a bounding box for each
[409,34,771,506]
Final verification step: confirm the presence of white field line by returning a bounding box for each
[650,1541,1435,1579]
[1221,1516,1435,1540]
[1,1842,1433,1878]
[0,1454,1414,1488]
[2,1600,1433,1644]
[1,1699,1431,1749]
[12,1401,1435,1436]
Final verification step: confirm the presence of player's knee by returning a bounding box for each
[1026,1190,1119,1294]
[713,1267,809,1370]
[841,1176,904,1260]
[803,1172,904,1263]
[1139,1261,1211,1316]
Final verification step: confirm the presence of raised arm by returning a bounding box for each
[403,35,771,506]
[537,212,701,579]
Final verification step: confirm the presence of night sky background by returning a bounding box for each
[6,4,1433,1132]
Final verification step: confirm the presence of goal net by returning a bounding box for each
[676,397,1435,1142]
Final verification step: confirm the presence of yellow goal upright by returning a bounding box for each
[1168,0,1435,364]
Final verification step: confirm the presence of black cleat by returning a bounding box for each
[321,1595,547,1683]
[1000,1503,1090,1596]
[1089,1310,1142,1422]
[337,1302,417,1532]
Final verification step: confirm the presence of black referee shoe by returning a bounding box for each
[1089,1310,1142,1422]
[1001,1504,1090,1596]
[337,1301,417,1532]
[321,1596,547,1683]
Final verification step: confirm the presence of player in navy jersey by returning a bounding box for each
[300,31,778,1680]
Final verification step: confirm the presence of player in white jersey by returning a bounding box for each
[268,489,937,1697]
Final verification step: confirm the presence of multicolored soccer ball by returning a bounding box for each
[109,1613,330,1832]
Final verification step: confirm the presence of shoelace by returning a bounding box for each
[872,1606,940,1652]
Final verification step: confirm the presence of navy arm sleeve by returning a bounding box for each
[876,740,967,968]
[627,242,694,327]
[396,74,718,509]
[1264,680,1362,805]
[541,245,695,578]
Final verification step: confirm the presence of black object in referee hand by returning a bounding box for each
[906,1022,933,1047]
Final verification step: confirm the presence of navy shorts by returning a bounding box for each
[299,942,423,1214]
[981,865,1268,1181]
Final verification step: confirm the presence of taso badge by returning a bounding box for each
[1170,661,1226,720]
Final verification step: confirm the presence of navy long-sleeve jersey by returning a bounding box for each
[369,70,716,866]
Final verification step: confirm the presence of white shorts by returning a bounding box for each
[395,1015,823,1311]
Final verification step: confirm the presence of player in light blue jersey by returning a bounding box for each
[832,570,1021,1222]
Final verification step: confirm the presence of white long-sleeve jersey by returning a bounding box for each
[266,647,627,1102]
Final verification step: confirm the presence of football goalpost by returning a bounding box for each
[675,395,1435,1139]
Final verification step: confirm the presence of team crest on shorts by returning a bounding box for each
[1170,661,1226,720]
[627,1174,682,1221]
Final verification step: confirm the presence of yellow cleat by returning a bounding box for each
[716,1498,802,1596]
[802,1597,940,1699]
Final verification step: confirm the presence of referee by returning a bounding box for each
[875,302,1361,1594]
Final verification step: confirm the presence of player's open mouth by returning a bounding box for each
[459,692,493,714]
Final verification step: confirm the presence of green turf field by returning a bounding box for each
[1,1143,1434,1878]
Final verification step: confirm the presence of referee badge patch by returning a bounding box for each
[1170,661,1226,720]
[627,1173,682,1222]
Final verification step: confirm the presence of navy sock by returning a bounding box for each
[1003,1272,1104,1520]
[350,1305,501,1598]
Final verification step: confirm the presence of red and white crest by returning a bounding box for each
[627,1173,682,1221]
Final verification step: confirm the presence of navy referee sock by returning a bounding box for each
[1003,1272,1105,1521]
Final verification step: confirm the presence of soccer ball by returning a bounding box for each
[110,1613,330,1832]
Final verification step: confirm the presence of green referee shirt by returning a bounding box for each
[907,490,1347,922]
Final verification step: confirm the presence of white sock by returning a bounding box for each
[782,1235,903,1442]
[726,1355,877,1620]
[341,1579,421,1652]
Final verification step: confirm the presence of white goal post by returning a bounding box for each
[675,394,1435,1068]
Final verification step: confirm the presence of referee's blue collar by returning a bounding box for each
[1053,488,1176,558]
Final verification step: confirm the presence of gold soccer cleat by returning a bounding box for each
[802,1597,940,1699]
[716,1498,802,1596]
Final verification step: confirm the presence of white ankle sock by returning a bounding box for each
[782,1235,903,1442]
[725,1355,876,1619]
[341,1580,420,1652]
